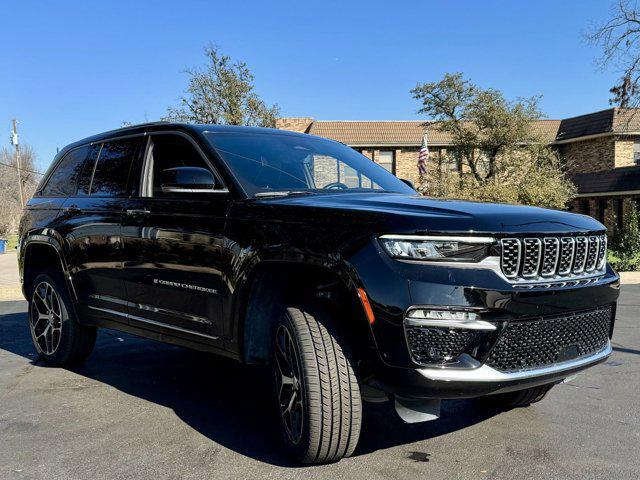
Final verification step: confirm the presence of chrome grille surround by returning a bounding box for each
[541,237,560,276]
[500,234,607,283]
[500,239,521,278]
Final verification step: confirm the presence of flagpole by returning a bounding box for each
[417,127,429,194]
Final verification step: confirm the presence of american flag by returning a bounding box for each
[417,131,429,175]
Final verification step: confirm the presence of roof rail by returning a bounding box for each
[119,121,172,129]
[101,121,173,136]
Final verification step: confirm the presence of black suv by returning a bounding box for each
[19,123,619,464]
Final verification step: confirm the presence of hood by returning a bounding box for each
[255,192,604,235]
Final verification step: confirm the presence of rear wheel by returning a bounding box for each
[486,384,555,408]
[271,306,361,464]
[28,271,97,366]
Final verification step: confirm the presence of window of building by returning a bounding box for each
[634,141,640,165]
[376,151,395,174]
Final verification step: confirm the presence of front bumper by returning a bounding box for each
[369,343,612,399]
[350,241,620,399]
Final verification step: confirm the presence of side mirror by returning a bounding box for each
[400,178,416,190]
[160,167,223,193]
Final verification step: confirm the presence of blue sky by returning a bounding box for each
[0,0,620,171]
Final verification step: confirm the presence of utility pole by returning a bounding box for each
[11,119,25,208]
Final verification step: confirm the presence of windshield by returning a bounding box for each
[204,131,416,197]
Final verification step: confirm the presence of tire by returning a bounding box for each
[487,384,555,408]
[28,270,97,367]
[271,306,362,464]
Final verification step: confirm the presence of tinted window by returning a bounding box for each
[90,138,141,197]
[41,146,90,197]
[205,132,415,197]
[145,134,212,197]
[76,149,95,196]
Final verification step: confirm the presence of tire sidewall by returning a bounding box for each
[271,310,312,459]
[28,271,77,364]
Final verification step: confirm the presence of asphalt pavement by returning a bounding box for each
[0,281,639,479]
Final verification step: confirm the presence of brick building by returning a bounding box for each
[555,108,640,232]
[276,108,640,232]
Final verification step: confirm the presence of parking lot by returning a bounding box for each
[1,252,639,480]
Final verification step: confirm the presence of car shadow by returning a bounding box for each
[0,300,502,466]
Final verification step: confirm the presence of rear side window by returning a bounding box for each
[89,138,142,197]
[40,146,90,197]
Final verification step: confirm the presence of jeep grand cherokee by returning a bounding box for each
[19,123,619,464]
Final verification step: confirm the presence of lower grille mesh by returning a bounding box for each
[405,326,481,364]
[485,306,613,372]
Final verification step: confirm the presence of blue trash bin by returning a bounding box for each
[0,239,7,254]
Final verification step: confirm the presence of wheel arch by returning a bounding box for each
[236,260,375,367]
[21,234,72,300]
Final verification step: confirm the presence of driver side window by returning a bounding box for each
[142,134,216,197]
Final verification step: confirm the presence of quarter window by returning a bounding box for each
[89,138,142,197]
[377,151,394,174]
[40,146,91,197]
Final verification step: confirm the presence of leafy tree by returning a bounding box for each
[164,45,279,127]
[587,1,640,107]
[411,73,576,208]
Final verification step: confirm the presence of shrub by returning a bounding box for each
[608,204,640,272]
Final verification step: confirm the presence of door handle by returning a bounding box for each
[63,204,81,214]
[126,209,151,217]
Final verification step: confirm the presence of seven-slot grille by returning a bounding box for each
[500,235,606,281]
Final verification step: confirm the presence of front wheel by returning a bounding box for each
[271,306,362,464]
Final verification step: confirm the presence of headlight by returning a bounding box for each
[379,235,495,262]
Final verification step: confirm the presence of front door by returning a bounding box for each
[121,132,229,341]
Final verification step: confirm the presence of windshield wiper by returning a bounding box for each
[254,190,316,198]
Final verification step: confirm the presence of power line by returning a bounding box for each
[0,160,45,176]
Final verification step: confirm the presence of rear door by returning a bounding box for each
[63,136,144,322]
[120,132,230,341]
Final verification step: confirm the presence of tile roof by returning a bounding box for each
[571,166,640,194]
[556,108,640,141]
[307,120,560,146]
[308,121,425,146]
